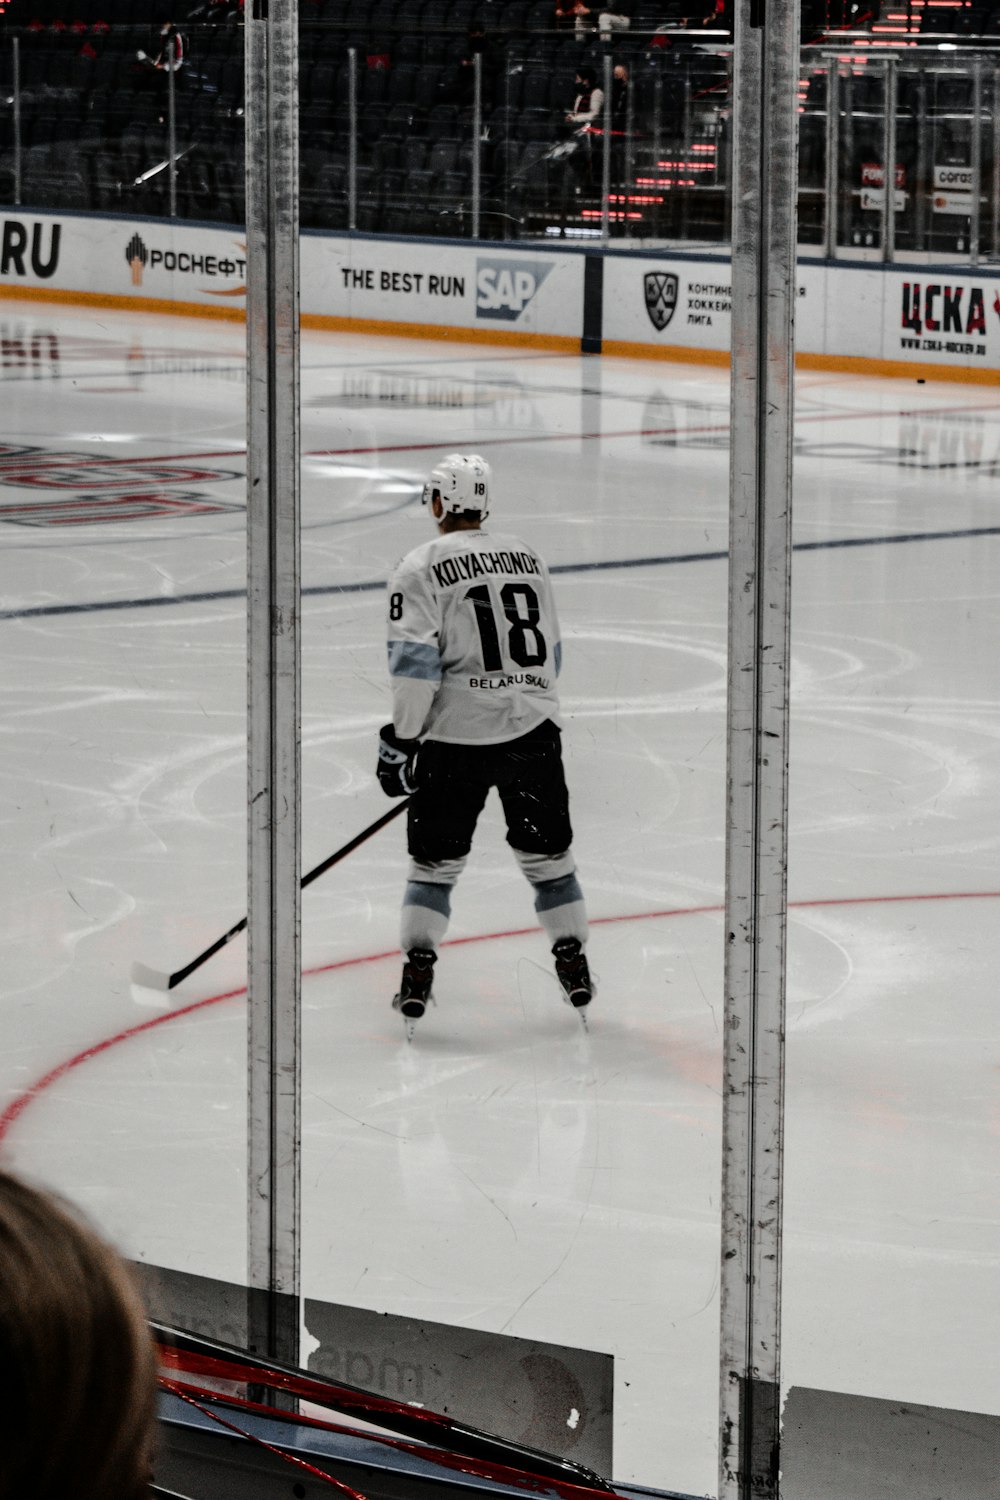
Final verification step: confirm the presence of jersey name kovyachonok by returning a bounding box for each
[387,529,563,746]
[428,547,541,589]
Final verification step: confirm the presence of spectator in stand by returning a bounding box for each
[699,0,730,28]
[565,64,604,125]
[597,1,634,42]
[452,18,498,112]
[562,65,605,189]
[0,1170,159,1500]
[137,15,187,119]
[137,17,187,79]
[611,59,630,129]
[609,61,630,197]
[555,0,597,38]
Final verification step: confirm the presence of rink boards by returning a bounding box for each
[2,208,999,381]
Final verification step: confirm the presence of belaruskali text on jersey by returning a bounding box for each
[470,672,551,690]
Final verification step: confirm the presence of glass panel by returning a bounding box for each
[292,13,735,1495]
[289,29,736,1500]
[300,326,731,1495]
[0,16,246,224]
[292,12,736,245]
[798,44,999,265]
[784,365,999,1492]
[798,56,829,247]
[925,59,976,258]
[6,14,999,263]
[0,14,247,1298]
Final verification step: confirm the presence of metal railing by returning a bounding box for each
[801,49,1000,260]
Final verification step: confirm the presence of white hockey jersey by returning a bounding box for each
[387,527,563,745]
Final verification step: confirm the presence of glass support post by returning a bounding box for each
[930,69,941,253]
[841,69,854,249]
[602,51,613,242]
[720,0,799,1491]
[915,67,930,253]
[823,60,840,258]
[723,51,734,244]
[245,0,302,1376]
[992,69,1000,260]
[625,65,635,239]
[681,68,692,241]
[12,37,21,207]
[348,47,358,231]
[472,51,482,239]
[969,56,982,266]
[168,37,178,218]
[881,55,897,263]
[503,64,512,240]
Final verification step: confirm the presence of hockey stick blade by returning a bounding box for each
[130,799,410,992]
[130,960,175,992]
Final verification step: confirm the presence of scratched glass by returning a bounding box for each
[783,45,999,1489]
[0,12,249,1353]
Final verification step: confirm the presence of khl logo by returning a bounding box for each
[644,271,678,332]
[476,259,553,322]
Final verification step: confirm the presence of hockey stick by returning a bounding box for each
[131,799,410,992]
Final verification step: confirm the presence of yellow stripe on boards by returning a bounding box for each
[2,285,997,382]
[300,312,580,352]
[0,284,246,322]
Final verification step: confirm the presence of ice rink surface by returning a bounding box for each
[1,300,998,1495]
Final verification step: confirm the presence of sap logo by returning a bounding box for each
[476,259,553,322]
[1,220,61,280]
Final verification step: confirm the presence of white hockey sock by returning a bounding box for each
[532,872,589,946]
[401,880,452,953]
[537,898,589,946]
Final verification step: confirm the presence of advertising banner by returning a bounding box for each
[3,209,998,378]
[818,265,1000,371]
[135,1262,613,1476]
[931,191,973,217]
[885,270,999,367]
[934,165,974,191]
[0,213,585,340]
[602,251,825,361]
[304,236,584,340]
[1,210,248,308]
[603,252,730,353]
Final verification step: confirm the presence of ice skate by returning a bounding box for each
[392,947,437,1040]
[552,937,593,1026]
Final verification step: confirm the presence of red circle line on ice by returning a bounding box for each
[1,887,998,1145]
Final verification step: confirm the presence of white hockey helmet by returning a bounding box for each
[421,453,491,519]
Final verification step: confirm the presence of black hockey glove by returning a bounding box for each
[377,725,420,798]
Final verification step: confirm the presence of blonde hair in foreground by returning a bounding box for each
[0,1170,158,1500]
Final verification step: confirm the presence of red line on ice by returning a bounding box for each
[2,888,998,1145]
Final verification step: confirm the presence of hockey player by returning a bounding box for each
[377,454,592,1033]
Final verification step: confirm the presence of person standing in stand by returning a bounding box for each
[377,455,593,1036]
[597,1,634,42]
[565,64,605,126]
[136,16,187,121]
[138,17,187,77]
[561,66,606,191]
[555,0,597,36]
